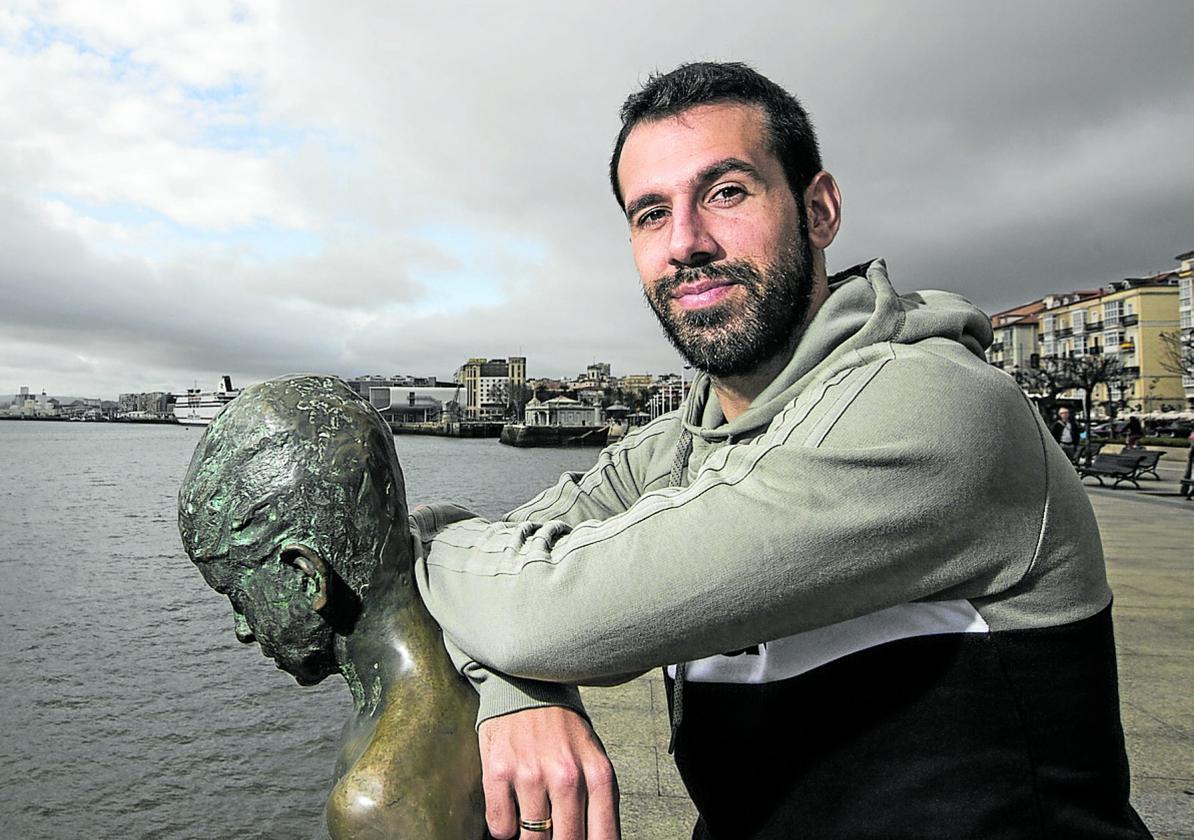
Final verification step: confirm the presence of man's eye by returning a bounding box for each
[636,208,668,229]
[709,184,745,204]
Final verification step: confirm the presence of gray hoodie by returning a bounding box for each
[413,258,1109,724]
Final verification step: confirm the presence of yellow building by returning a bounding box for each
[1034,275,1182,413]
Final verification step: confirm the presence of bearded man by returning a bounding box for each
[411,62,1151,840]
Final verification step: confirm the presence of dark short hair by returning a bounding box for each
[609,61,823,209]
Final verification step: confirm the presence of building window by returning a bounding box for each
[1103,300,1123,325]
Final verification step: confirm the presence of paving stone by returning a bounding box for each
[602,743,658,797]
[618,792,698,840]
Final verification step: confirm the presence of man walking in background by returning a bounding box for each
[412,62,1151,840]
[1052,405,1082,459]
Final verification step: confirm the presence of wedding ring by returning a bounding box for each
[519,816,552,832]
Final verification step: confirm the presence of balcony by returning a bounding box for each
[1056,327,1073,338]
[1121,313,1139,326]
[989,341,1004,353]
[1123,366,1141,378]
[1119,342,1136,354]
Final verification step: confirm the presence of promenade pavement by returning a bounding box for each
[581,447,1194,840]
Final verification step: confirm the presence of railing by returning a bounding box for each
[1056,327,1073,337]
[1121,313,1139,326]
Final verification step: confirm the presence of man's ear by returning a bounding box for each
[804,170,842,252]
[280,543,330,612]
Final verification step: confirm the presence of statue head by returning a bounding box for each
[179,374,410,685]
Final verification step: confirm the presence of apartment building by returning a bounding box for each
[456,356,527,420]
[1026,275,1183,412]
[1177,250,1194,403]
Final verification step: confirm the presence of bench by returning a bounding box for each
[1076,452,1150,489]
[1132,449,1164,481]
[1069,442,1104,465]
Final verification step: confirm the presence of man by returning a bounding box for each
[1051,405,1082,459]
[413,62,1150,839]
[179,375,489,839]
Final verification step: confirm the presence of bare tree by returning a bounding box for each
[1011,358,1071,422]
[1059,354,1125,464]
[1158,330,1194,379]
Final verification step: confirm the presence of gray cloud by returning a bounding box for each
[2,1,1192,397]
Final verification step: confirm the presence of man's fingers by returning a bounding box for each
[544,761,586,840]
[584,762,620,840]
[514,780,554,840]
[483,774,518,839]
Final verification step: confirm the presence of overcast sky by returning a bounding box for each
[2,1,1191,398]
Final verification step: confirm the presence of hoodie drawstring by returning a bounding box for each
[665,426,694,754]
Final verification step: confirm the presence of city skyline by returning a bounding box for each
[2,2,1193,397]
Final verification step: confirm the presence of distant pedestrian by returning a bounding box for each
[1182,430,1194,499]
[1051,406,1081,460]
[1125,416,1144,450]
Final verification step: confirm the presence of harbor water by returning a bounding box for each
[0,421,601,839]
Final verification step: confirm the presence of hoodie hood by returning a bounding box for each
[683,258,993,441]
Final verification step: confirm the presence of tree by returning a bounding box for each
[1158,330,1194,381]
[1011,358,1071,422]
[506,382,533,421]
[1059,354,1124,464]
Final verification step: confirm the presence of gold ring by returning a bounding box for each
[519,816,552,832]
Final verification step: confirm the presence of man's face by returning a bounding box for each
[616,102,816,376]
[1059,408,1070,421]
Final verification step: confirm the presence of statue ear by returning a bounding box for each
[280,543,331,612]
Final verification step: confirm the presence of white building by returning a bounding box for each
[524,396,603,427]
[369,386,461,423]
[1178,249,1194,403]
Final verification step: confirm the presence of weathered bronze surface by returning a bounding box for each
[178,374,487,839]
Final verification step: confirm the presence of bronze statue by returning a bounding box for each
[178,374,487,839]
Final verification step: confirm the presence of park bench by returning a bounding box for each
[1076,452,1150,490]
[1070,442,1104,465]
[1132,449,1164,481]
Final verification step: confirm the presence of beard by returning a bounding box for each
[643,229,816,377]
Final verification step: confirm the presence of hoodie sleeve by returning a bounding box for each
[412,416,682,725]
[501,415,681,525]
[415,346,1054,708]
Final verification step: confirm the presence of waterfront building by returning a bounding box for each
[583,362,612,387]
[620,374,654,391]
[118,392,170,416]
[368,386,462,423]
[524,395,603,427]
[574,387,605,405]
[456,356,527,421]
[344,375,450,398]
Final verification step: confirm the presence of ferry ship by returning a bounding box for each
[172,376,241,426]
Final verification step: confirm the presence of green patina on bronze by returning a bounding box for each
[179,374,487,839]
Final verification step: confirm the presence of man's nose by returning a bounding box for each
[668,206,717,268]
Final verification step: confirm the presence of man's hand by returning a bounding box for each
[479,706,620,840]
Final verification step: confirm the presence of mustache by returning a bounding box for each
[655,260,763,295]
